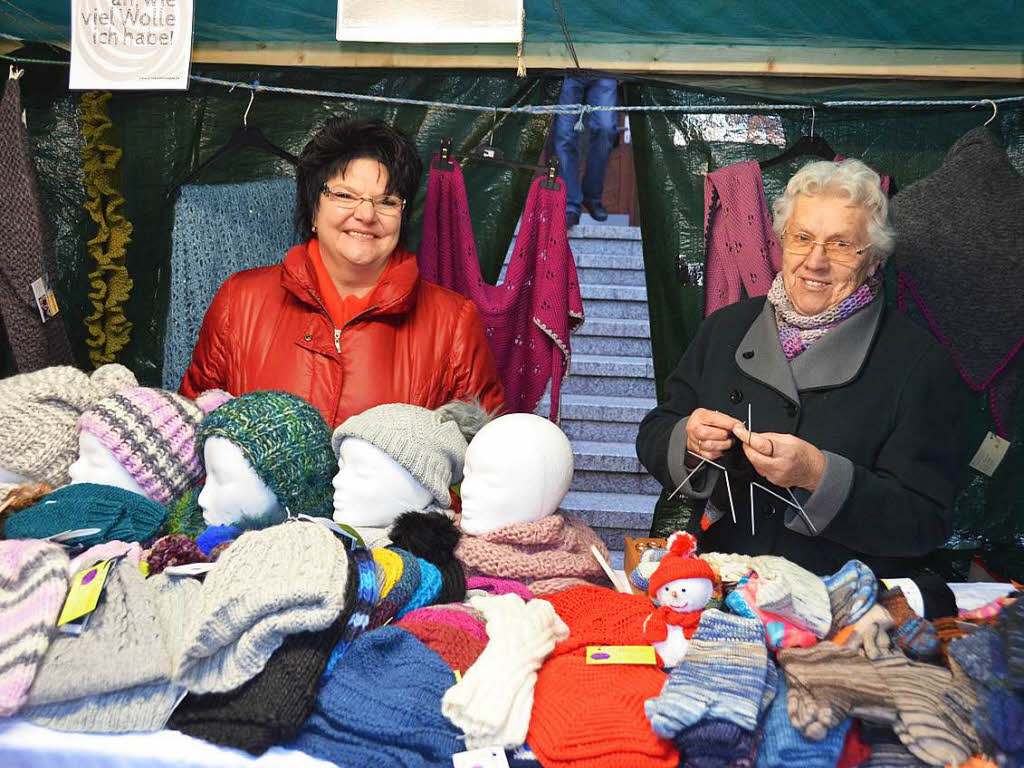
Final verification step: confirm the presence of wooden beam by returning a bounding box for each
[3,38,1022,80]
[187,41,1024,81]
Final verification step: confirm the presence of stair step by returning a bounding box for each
[580,284,648,302]
[575,266,646,286]
[570,440,645,472]
[562,490,659,530]
[572,334,652,357]
[568,224,642,240]
[572,469,663,495]
[576,317,650,338]
[562,374,655,397]
[549,393,656,422]
[570,238,644,258]
[563,419,639,443]
[571,354,654,380]
[572,250,645,270]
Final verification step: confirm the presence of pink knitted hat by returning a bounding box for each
[77,386,204,505]
[0,540,69,716]
[456,512,611,596]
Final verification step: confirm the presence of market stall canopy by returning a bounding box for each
[2,0,1022,78]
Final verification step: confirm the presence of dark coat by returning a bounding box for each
[636,295,966,576]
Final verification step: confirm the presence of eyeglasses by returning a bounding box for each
[782,229,870,267]
[321,184,405,218]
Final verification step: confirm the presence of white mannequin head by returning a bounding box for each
[0,467,29,484]
[68,431,147,497]
[332,437,434,528]
[459,413,574,536]
[198,436,282,528]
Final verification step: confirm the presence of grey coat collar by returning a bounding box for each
[735,296,884,401]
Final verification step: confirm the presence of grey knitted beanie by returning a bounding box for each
[173,521,349,695]
[0,363,137,486]
[23,571,200,733]
[331,401,490,507]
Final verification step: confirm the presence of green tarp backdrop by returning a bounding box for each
[6,49,1023,577]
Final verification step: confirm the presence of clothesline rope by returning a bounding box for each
[2,54,1023,114]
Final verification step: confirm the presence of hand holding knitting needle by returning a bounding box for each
[732,424,826,492]
[685,408,743,463]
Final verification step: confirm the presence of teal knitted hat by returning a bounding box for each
[4,483,167,547]
[197,391,335,520]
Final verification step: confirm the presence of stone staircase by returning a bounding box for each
[506,214,660,562]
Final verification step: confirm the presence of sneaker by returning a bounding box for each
[566,209,581,228]
[583,199,609,222]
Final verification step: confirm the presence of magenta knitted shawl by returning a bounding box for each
[418,160,584,421]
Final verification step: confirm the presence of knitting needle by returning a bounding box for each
[668,457,708,500]
[750,481,756,537]
[590,545,632,594]
[683,451,738,525]
[749,481,817,535]
[785,487,816,535]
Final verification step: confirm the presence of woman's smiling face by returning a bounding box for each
[781,192,875,316]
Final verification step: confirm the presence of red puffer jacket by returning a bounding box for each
[180,240,505,428]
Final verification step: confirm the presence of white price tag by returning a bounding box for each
[968,432,1010,477]
[452,747,510,768]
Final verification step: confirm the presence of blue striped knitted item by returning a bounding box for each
[368,548,421,629]
[756,673,851,767]
[323,546,378,678]
[396,558,442,620]
[822,559,877,636]
[645,609,770,739]
[164,179,297,390]
[198,391,335,523]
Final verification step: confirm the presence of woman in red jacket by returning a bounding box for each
[180,119,504,428]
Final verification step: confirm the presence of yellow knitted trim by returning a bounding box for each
[372,547,404,600]
[79,91,133,367]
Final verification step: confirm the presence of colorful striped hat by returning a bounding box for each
[77,386,204,505]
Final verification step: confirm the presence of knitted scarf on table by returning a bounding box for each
[455,512,611,596]
[767,271,881,360]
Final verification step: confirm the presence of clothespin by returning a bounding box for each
[540,155,561,190]
[9,65,24,81]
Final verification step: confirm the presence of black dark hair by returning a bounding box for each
[294,118,423,242]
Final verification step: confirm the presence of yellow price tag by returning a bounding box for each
[57,558,116,627]
[585,645,657,665]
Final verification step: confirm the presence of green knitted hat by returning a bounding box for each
[197,391,334,520]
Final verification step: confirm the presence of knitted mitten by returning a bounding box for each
[841,603,894,660]
[645,609,770,738]
[747,556,832,638]
[778,643,894,740]
[878,587,940,660]
[823,560,877,637]
[755,674,852,768]
[442,594,568,749]
[675,718,756,768]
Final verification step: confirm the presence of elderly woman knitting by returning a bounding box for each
[637,159,964,576]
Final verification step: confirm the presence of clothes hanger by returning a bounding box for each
[167,89,298,199]
[972,98,998,127]
[760,106,837,169]
[433,135,561,184]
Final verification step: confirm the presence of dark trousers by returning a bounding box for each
[551,77,618,213]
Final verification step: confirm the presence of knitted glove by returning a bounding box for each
[823,560,877,637]
[879,587,941,661]
[442,594,569,749]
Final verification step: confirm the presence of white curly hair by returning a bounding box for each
[771,158,896,264]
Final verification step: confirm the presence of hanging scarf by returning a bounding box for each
[767,271,881,360]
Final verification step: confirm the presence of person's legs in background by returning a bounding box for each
[551,76,586,227]
[580,77,619,222]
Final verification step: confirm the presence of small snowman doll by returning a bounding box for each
[642,531,717,667]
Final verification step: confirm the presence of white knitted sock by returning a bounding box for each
[441,593,569,749]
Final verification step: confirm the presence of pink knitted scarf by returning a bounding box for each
[418,160,584,420]
[456,512,611,596]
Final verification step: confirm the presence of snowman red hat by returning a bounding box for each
[647,532,715,598]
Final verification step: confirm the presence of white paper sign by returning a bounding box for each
[968,431,1011,477]
[337,0,523,43]
[70,0,194,90]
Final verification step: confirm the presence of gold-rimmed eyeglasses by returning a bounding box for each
[321,184,405,218]
[781,229,870,266]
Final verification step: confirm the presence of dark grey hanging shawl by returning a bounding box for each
[0,73,73,373]
[890,126,1024,436]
